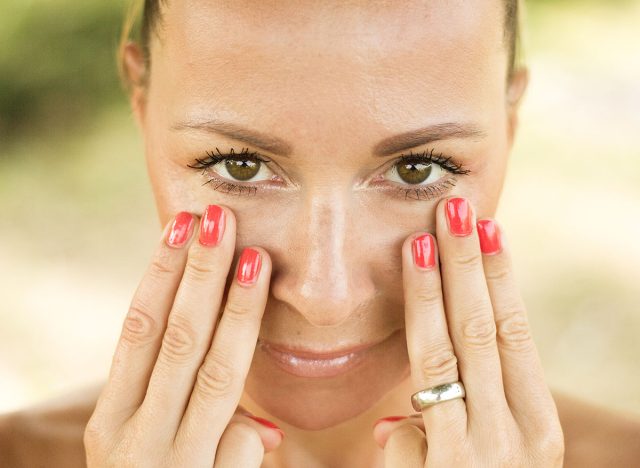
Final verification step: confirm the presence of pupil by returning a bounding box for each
[225,159,260,181]
[397,162,432,184]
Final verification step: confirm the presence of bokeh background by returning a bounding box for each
[1,0,639,416]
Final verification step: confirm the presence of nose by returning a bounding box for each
[269,192,377,327]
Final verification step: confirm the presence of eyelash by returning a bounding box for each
[187,147,272,196]
[386,149,470,201]
[186,147,471,201]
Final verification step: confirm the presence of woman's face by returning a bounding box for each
[132,0,521,430]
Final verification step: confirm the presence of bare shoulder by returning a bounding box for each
[553,389,640,467]
[0,382,103,468]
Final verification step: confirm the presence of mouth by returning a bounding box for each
[257,329,403,378]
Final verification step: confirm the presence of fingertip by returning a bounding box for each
[405,232,438,272]
[241,415,284,452]
[165,211,197,249]
[372,418,399,449]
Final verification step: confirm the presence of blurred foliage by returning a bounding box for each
[0,0,127,140]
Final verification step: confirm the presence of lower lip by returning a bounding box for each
[258,333,395,378]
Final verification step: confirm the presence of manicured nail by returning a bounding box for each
[412,234,436,270]
[199,205,226,246]
[446,197,473,236]
[477,219,502,255]
[247,415,285,438]
[373,416,408,428]
[166,212,195,248]
[237,248,262,285]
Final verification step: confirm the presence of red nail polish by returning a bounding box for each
[237,248,262,285]
[199,205,226,246]
[247,415,285,438]
[167,212,195,247]
[477,219,502,255]
[412,234,436,270]
[446,197,473,236]
[373,416,407,428]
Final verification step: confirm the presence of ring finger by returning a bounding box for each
[402,231,467,443]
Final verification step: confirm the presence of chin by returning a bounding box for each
[243,329,411,430]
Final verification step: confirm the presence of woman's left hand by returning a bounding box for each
[373,197,564,467]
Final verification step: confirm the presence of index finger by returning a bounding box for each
[94,212,196,425]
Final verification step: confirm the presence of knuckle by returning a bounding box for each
[222,421,262,448]
[485,265,511,283]
[160,315,200,363]
[496,311,534,351]
[184,250,218,281]
[223,301,254,323]
[385,424,426,451]
[412,287,442,309]
[451,250,483,270]
[419,343,459,383]
[460,311,497,350]
[197,350,238,398]
[121,305,158,347]
[83,416,109,454]
[149,248,177,278]
[536,425,565,461]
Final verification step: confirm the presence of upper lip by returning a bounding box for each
[257,335,389,360]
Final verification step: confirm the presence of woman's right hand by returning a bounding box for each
[84,205,283,467]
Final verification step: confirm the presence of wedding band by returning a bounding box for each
[411,381,466,411]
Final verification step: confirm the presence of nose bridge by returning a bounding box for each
[302,195,348,304]
[271,190,375,327]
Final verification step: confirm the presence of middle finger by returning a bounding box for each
[436,196,510,426]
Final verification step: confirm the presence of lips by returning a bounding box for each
[257,339,382,360]
[257,330,400,378]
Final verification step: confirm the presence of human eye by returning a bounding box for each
[371,149,471,201]
[186,147,284,196]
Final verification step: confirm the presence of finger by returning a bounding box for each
[383,424,427,468]
[175,246,272,460]
[234,411,285,453]
[372,414,424,449]
[436,197,510,426]
[94,212,195,425]
[477,219,558,428]
[138,204,236,435]
[213,422,264,468]
[402,232,467,441]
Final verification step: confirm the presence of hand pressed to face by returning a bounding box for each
[374,196,565,467]
[84,205,283,468]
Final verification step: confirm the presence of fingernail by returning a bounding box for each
[166,212,195,248]
[373,416,407,428]
[247,415,285,438]
[199,205,226,246]
[412,234,436,270]
[477,219,502,255]
[446,197,473,236]
[237,248,262,285]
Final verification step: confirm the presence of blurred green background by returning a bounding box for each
[1,1,639,415]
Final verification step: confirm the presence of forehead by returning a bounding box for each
[151,0,507,140]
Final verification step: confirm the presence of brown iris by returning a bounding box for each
[225,158,260,181]
[397,160,433,184]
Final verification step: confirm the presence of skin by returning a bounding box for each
[1,0,640,467]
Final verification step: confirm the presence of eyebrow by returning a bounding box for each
[172,119,486,157]
[372,122,487,157]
